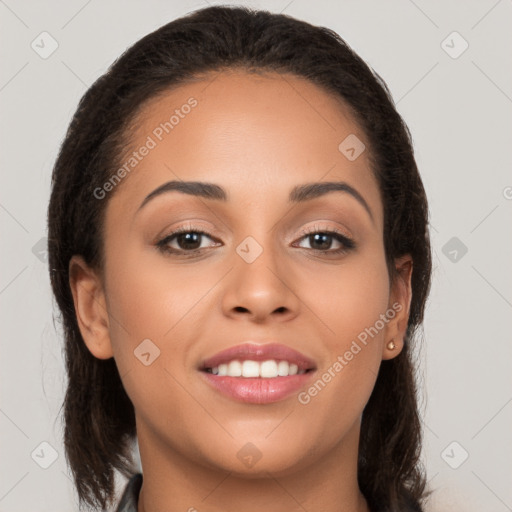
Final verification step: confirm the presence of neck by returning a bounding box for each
[135,419,370,512]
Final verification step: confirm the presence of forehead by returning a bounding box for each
[108,70,382,224]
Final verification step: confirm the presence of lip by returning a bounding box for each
[199,343,317,404]
[200,343,316,372]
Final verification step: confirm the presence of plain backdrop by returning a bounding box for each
[1,1,511,511]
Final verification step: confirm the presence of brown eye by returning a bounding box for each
[172,232,204,251]
[156,226,220,255]
[294,226,356,255]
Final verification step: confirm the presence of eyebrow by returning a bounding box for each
[137,180,374,222]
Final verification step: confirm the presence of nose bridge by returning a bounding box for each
[222,223,299,320]
[235,227,283,290]
[232,201,282,270]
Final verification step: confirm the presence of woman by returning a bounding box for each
[47,5,432,512]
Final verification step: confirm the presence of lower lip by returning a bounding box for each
[200,371,315,404]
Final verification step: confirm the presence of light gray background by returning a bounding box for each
[1,0,511,510]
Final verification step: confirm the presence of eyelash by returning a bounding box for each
[155,223,356,258]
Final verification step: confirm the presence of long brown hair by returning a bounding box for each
[47,5,432,511]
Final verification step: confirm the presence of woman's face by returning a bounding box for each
[71,70,411,477]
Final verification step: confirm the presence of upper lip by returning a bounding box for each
[200,343,317,372]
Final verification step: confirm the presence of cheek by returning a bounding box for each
[306,247,391,350]
[101,252,204,434]
[293,250,390,419]
[104,247,204,342]
[335,264,390,345]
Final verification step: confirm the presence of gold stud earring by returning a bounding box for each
[386,340,396,350]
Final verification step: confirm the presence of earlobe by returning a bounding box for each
[382,255,413,361]
[68,255,114,360]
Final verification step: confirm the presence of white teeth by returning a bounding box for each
[277,360,289,376]
[260,360,278,378]
[208,359,308,378]
[227,360,242,377]
[242,360,260,378]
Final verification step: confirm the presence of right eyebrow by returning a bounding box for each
[137,180,227,212]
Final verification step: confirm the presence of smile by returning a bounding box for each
[199,343,316,404]
[205,359,308,378]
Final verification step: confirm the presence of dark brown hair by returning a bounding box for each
[47,5,432,511]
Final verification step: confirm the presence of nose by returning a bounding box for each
[221,238,301,323]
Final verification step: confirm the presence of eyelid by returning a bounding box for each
[296,223,352,238]
[153,221,219,244]
[285,221,354,245]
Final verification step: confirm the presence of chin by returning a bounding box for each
[193,435,319,478]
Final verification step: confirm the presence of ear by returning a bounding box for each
[68,255,113,359]
[382,254,413,361]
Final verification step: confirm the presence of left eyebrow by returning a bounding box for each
[289,181,374,223]
[137,179,374,223]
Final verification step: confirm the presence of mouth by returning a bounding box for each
[198,343,317,404]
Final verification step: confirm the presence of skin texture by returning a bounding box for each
[69,70,412,512]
